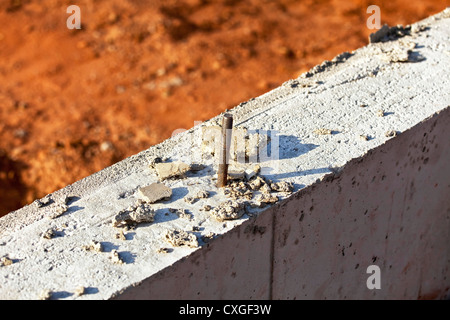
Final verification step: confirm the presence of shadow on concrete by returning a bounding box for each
[277,135,319,160]
[153,208,180,224]
[264,167,332,181]
[100,241,120,253]
[51,291,73,299]
[65,196,81,205]
[119,251,136,264]
[67,205,85,214]
[162,186,189,204]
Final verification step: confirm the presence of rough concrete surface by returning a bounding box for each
[1,10,450,299]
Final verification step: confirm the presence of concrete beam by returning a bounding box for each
[1,9,449,300]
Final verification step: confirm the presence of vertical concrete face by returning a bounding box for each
[271,110,450,299]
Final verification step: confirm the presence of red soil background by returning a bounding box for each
[1,0,449,217]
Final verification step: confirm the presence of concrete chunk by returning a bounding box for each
[137,183,172,203]
[154,161,190,180]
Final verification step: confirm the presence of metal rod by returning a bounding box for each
[217,113,233,188]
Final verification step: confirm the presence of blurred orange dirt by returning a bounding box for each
[0,0,449,216]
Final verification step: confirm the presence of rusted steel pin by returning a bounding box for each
[217,113,233,188]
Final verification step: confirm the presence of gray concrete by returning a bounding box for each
[1,9,449,300]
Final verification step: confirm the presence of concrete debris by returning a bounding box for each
[0,256,13,267]
[110,250,124,264]
[200,204,212,211]
[253,193,279,207]
[82,240,104,253]
[248,176,267,191]
[196,190,209,199]
[42,228,57,240]
[154,161,190,180]
[164,229,199,248]
[314,128,332,135]
[270,181,294,194]
[201,232,216,243]
[148,156,166,168]
[47,203,69,219]
[369,24,413,43]
[38,289,52,300]
[33,196,52,208]
[137,183,172,203]
[260,183,272,194]
[360,134,369,141]
[224,181,253,200]
[385,130,398,138]
[244,164,261,181]
[175,208,192,220]
[74,286,85,297]
[184,196,197,204]
[112,200,155,228]
[210,200,246,222]
[157,247,173,254]
[184,190,209,204]
[115,230,127,240]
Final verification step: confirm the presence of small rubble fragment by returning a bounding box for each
[157,247,173,254]
[248,176,267,191]
[148,156,165,168]
[244,164,261,181]
[184,190,210,204]
[360,134,369,141]
[253,193,279,207]
[112,200,155,228]
[201,232,216,243]
[82,240,104,253]
[174,208,193,220]
[369,24,412,43]
[137,183,172,203]
[210,200,246,222]
[313,128,332,135]
[38,289,52,300]
[115,230,127,240]
[42,228,57,240]
[154,161,190,180]
[184,196,197,204]
[47,203,69,219]
[0,256,13,267]
[74,286,85,297]
[385,130,398,138]
[164,229,199,248]
[224,181,253,200]
[270,181,294,194]
[110,250,124,264]
[33,196,53,208]
[200,204,212,211]
[196,190,209,199]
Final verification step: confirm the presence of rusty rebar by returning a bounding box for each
[217,113,233,188]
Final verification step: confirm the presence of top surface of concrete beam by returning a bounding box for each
[0,9,449,299]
